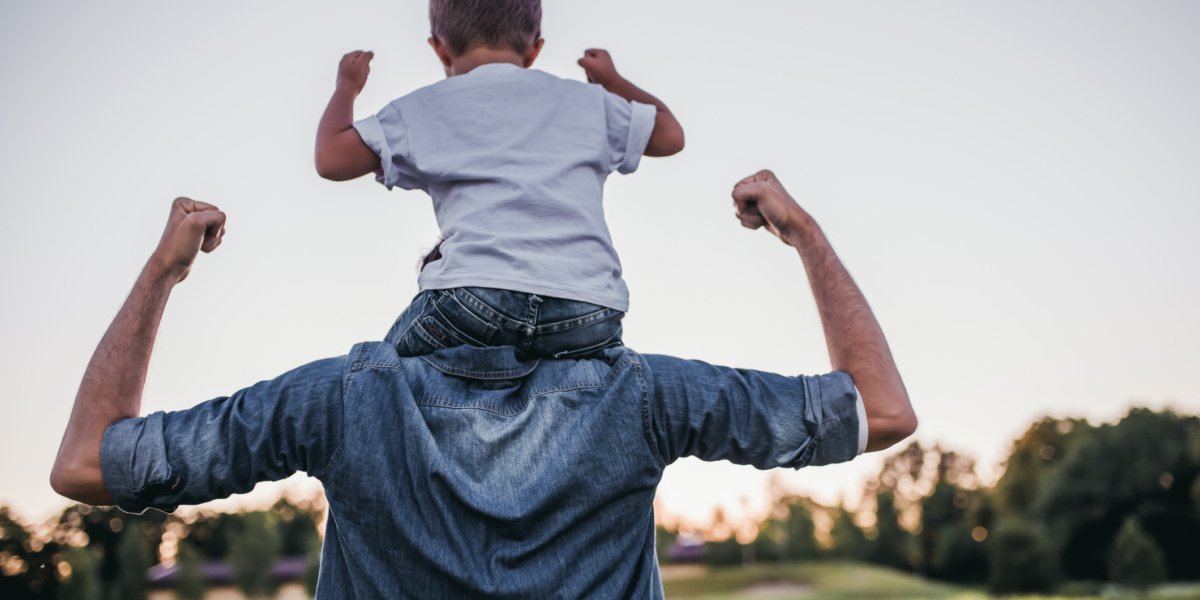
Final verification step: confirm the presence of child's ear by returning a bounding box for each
[523,38,545,68]
[429,37,454,70]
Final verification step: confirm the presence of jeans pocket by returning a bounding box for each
[386,291,437,348]
[399,317,448,357]
[433,292,498,345]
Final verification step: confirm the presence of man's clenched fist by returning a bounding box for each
[153,197,226,283]
[732,170,812,246]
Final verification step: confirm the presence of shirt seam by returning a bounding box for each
[633,355,667,469]
[392,103,418,180]
[318,344,366,480]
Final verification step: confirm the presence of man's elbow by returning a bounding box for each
[865,404,918,452]
[893,410,918,442]
[50,461,111,506]
[49,464,83,503]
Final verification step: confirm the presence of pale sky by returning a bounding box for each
[2,0,1198,531]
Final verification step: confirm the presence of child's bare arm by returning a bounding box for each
[578,49,685,157]
[315,51,382,181]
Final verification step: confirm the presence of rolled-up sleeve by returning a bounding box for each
[100,354,349,514]
[641,355,862,470]
[352,103,425,191]
[603,92,657,175]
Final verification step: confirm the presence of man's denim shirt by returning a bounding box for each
[101,343,862,599]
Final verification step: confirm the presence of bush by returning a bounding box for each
[228,512,281,599]
[930,525,988,583]
[1108,517,1167,589]
[111,525,152,600]
[174,541,205,600]
[56,546,101,600]
[987,522,1055,594]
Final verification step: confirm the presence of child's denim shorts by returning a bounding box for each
[385,287,624,360]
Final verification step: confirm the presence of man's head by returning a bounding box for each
[429,0,542,73]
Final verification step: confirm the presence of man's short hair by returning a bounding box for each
[430,0,541,56]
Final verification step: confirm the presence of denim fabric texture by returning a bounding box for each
[100,343,862,599]
[386,287,624,360]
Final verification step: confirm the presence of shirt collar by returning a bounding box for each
[464,62,522,76]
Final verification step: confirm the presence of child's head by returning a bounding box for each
[429,0,541,57]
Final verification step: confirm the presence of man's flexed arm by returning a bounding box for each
[50,199,226,504]
[732,171,917,451]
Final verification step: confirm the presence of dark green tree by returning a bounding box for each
[827,506,870,560]
[655,525,677,565]
[178,512,243,560]
[750,496,820,564]
[173,540,205,600]
[0,506,62,599]
[929,524,988,583]
[52,507,165,600]
[228,511,281,598]
[1108,517,1167,590]
[272,499,321,558]
[994,417,1092,518]
[918,483,966,573]
[57,546,102,600]
[1192,476,1200,516]
[867,491,913,571]
[303,549,321,598]
[702,536,745,567]
[1035,409,1200,580]
[780,500,819,561]
[987,521,1055,594]
[109,523,153,600]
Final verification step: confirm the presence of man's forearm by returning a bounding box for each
[51,259,175,504]
[785,219,916,451]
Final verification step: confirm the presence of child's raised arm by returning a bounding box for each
[315,51,383,181]
[578,49,685,157]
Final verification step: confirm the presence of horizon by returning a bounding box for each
[1,0,1198,529]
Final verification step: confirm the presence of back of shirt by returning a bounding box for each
[353,64,657,312]
[100,341,866,599]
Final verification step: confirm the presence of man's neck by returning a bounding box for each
[448,47,525,76]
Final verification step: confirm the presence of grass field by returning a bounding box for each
[661,561,1200,600]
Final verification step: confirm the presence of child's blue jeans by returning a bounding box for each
[385,287,624,359]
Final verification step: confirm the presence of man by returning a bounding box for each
[51,170,917,599]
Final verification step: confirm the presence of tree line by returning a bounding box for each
[658,407,1200,594]
[0,497,323,599]
[2,406,1197,598]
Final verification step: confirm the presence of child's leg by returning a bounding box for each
[390,288,503,358]
[523,296,624,359]
[384,290,439,353]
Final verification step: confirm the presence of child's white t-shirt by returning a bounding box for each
[352,63,656,312]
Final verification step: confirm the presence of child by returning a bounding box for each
[314,0,684,359]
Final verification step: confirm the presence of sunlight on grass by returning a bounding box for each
[661,561,1200,600]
